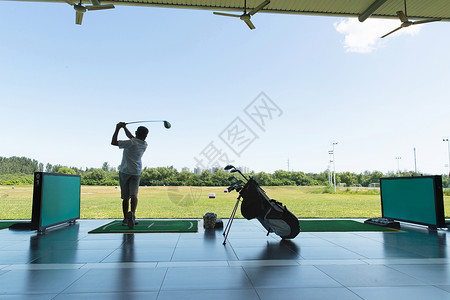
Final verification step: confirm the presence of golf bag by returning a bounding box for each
[223,165,300,243]
[240,178,300,239]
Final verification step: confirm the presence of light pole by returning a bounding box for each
[328,150,333,187]
[414,147,417,174]
[332,142,338,192]
[328,161,332,187]
[444,138,450,178]
[395,156,402,176]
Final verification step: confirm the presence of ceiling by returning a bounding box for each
[8,0,450,21]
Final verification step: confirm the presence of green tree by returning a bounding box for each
[211,170,229,186]
[253,172,272,186]
[291,171,312,186]
[200,170,213,186]
[102,162,110,172]
[0,156,39,174]
[57,167,76,175]
[45,163,53,173]
[339,172,357,187]
[82,169,107,185]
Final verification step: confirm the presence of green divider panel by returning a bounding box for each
[31,172,80,231]
[380,176,444,227]
[40,174,80,228]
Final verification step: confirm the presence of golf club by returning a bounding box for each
[125,120,171,129]
[224,164,248,181]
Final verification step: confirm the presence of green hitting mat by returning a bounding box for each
[299,220,399,232]
[89,220,198,234]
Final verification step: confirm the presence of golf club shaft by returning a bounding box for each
[125,120,165,125]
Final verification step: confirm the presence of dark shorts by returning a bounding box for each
[119,172,141,200]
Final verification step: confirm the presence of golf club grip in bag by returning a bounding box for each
[239,179,300,239]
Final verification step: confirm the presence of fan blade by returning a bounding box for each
[249,0,270,15]
[396,11,408,23]
[381,26,402,38]
[213,12,241,18]
[412,18,442,25]
[86,4,115,10]
[243,18,256,30]
[75,11,84,25]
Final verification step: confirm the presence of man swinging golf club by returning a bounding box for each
[111,122,149,229]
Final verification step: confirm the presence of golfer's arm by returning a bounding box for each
[123,126,135,139]
[111,128,120,146]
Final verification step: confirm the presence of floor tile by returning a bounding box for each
[243,265,342,288]
[0,269,89,294]
[161,267,253,290]
[350,286,450,300]
[63,268,167,293]
[437,285,450,292]
[316,265,427,287]
[229,259,299,267]
[286,237,336,248]
[389,264,450,285]
[171,245,238,261]
[0,294,56,300]
[0,250,39,264]
[31,249,113,264]
[101,247,174,262]
[54,291,158,299]
[233,245,300,260]
[157,261,229,268]
[157,289,260,300]
[256,287,362,300]
[81,262,157,269]
[299,246,365,260]
[5,263,84,270]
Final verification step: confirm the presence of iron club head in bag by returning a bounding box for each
[224,165,248,180]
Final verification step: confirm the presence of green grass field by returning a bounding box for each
[1,185,449,220]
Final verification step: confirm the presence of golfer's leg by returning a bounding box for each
[119,172,131,220]
[129,175,140,214]
[130,195,138,213]
[122,199,129,219]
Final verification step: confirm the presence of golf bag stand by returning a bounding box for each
[223,195,242,245]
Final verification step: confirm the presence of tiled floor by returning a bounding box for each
[1,219,450,299]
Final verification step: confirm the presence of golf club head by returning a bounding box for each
[224,165,235,171]
[163,121,171,129]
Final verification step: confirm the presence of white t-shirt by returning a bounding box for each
[118,138,148,175]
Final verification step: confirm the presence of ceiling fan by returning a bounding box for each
[213,0,270,30]
[381,0,441,38]
[65,0,115,25]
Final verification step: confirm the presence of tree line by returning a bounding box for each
[1,156,448,187]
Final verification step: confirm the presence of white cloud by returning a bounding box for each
[334,18,422,53]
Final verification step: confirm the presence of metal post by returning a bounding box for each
[332,142,338,192]
[328,150,333,187]
[328,162,332,187]
[444,139,450,178]
[414,147,417,174]
[395,157,402,177]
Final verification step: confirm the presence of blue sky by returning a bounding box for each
[1,2,449,175]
